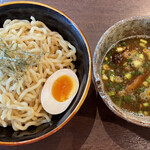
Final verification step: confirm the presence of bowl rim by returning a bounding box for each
[93,16,150,128]
[0,0,92,146]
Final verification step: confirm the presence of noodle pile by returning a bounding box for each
[0,16,76,131]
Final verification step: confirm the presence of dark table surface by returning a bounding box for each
[1,0,150,150]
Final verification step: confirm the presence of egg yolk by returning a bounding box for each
[52,75,76,102]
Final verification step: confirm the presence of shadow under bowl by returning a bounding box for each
[93,16,150,128]
[0,1,91,145]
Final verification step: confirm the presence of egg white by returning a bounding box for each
[41,69,79,115]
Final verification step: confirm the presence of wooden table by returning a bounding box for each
[1,0,150,150]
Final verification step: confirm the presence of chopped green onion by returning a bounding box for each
[147,78,150,83]
[146,76,150,83]
[115,84,123,90]
[132,70,142,76]
[139,87,145,92]
[143,81,148,87]
[127,58,132,63]
[108,70,114,77]
[102,70,105,75]
[144,111,148,116]
[131,71,135,75]
[138,111,143,114]
[122,108,126,111]
[113,46,116,49]
[125,72,132,79]
[116,100,122,107]
[124,96,131,102]
[122,71,126,75]
[106,81,113,87]
[139,42,146,48]
[109,63,117,69]
[139,54,144,59]
[110,75,114,82]
[102,74,108,80]
[116,47,126,52]
[123,62,127,66]
[105,61,110,65]
[134,53,139,57]
[136,71,142,75]
[140,39,147,44]
[143,102,149,107]
[135,87,145,93]
[144,62,150,68]
[108,91,115,96]
[121,41,126,46]
[105,57,108,61]
[134,41,138,45]
[144,63,150,68]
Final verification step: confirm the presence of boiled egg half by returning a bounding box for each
[41,69,79,115]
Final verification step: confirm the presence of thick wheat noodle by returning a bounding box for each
[0,16,76,131]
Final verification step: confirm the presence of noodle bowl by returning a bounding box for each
[0,16,76,131]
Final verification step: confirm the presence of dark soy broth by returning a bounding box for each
[102,36,150,116]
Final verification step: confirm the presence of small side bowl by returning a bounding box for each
[0,1,92,145]
[93,16,150,127]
